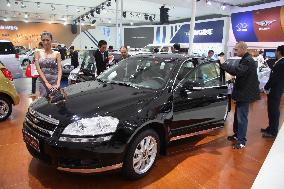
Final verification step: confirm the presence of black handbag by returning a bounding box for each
[48,88,66,103]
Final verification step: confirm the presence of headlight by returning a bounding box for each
[62,116,119,136]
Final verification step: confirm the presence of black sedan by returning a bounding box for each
[23,54,228,179]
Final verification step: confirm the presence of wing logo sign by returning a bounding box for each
[236,23,248,32]
[255,20,276,31]
[255,20,276,27]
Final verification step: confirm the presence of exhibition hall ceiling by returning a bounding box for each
[0,0,280,25]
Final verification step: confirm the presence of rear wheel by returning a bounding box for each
[0,96,12,121]
[122,129,160,180]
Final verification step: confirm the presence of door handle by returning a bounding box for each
[217,94,227,100]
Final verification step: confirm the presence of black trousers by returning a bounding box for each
[267,92,282,136]
[32,77,37,94]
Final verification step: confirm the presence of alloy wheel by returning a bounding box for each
[0,99,10,119]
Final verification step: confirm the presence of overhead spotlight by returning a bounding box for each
[24,13,28,18]
[130,22,134,26]
[206,0,212,5]
[76,8,80,13]
[144,14,149,20]
[63,21,67,26]
[86,14,90,19]
[51,4,55,11]
[122,11,126,18]
[90,10,95,17]
[6,0,11,7]
[107,0,111,7]
[108,19,111,23]
[96,8,100,14]
[221,4,226,10]
[101,3,105,9]
[24,19,29,23]
[21,1,26,8]
[3,17,8,21]
[37,2,40,9]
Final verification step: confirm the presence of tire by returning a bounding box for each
[122,129,160,180]
[0,96,12,121]
[22,59,31,66]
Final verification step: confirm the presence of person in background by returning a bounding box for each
[207,50,215,60]
[58,45,66,61]
[108,45,114,52]
[256,50,265,72]
[117,46,130,63]
[219,41,260,149]
[69,46,79,69]
[173,43,180,53]
[94,40,110,76]
[261,45,284,138]
[31,42,43,96]
[218,52,225,58]
[35,31,62,97]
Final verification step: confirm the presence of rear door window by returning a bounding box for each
[0,42,16,55]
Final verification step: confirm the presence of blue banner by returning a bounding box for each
[170,20,224,43]
[231,11,258,42]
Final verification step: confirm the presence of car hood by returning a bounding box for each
[30,80,155,125]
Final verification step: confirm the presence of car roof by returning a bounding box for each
[132,53,190,60]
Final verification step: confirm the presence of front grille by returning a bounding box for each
[25,113,57,138]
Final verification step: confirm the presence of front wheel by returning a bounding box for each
[122,129,160,180]
[0,96,12,121]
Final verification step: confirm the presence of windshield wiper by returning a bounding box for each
[109,81,140,89]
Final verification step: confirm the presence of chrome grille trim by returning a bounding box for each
[29,108,59,125]
[26,117,55,136]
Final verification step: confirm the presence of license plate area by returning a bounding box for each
[24,132,40,153]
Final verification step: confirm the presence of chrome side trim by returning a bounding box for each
[26,118,54,136]
[169,126,223,142]
[57,163,123,173]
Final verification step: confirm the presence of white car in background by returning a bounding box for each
[0,40,23,79]
[19,50,34,66]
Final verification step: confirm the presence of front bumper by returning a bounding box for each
[22,121,126,172]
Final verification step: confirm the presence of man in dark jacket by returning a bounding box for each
[219,41,260,149]
[94,40,109,76]
[261,45,284,138]
[70,46,79,68]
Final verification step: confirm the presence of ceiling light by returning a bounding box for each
[130,22,133,26]
[24,13,28,18]
[37,2,40,9]
[63,22,67,26]
[3,17,8,21]
[7,0,11,7]
[221,4,226,10]
[206,0,212,5]
[81,23,84,26]
[101,3,105,9]
[24,19,29,23]
[108,19,111,23]
[76,8,80,12]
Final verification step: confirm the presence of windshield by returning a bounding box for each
[97,57,177,89]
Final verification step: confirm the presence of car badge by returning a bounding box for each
[255,20,276,27]
[30,108,36,115]
[236,23,248,32]
[33,117,40,124]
